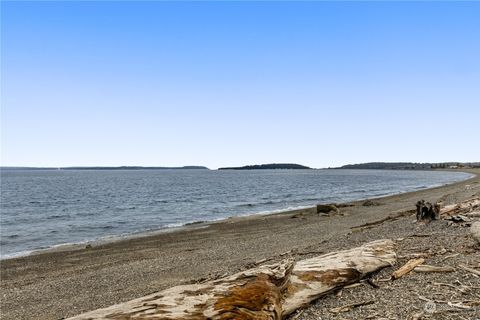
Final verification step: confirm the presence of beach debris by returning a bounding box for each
[465,210,480,217]
[364,278,380,288]
[290,212,305,219]
[440,197,480,217]
[446,215,472,223]
[328,300,375,313]
[336,203,355,208]
[65,240,396,320]
[415,200,440,221]
[459,264,480,276]
[343,282,362,289]
[413,264,455,273]
[417,295,474,310]
[362,200,381,207]
[316,203,339,215]
[446,301,473,310]
[392,258,425,280]
[440,253,460,261]
[408,233,434,238]
[289,309,305,320]
[433,282,473,294]
[398,252,431,259]
[351,209,415,231]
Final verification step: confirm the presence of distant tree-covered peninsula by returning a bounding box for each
[218,163,311,170]
[336,162,480,170]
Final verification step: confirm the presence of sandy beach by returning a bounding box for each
[1,169,479,320]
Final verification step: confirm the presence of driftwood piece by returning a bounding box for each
[281,239,396,316]
[67,240,396,320]
[459,264,480,276]
[351,210,414,231]
[328,300,375,313]
[465,210,480,217]
[414,265,455,273]
[440,197,480,217]
[391,258,425,280]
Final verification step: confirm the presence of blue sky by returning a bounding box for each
[1,1,479,169]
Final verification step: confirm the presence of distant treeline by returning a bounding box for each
[1,166,209,171]
[337,162,480,170]
[218,163,311,170]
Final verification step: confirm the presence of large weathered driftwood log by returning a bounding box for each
[68,261,295,320]
[67,239,396,320]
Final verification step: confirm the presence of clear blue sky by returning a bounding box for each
[1,2,479,169]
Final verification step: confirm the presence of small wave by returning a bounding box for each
[234,199,281,208]
[47,214,68,219]
[351,189,368,193]
[414,185,429,190]
[185,220,206,226]
[239,205,315,217]
[1,250,34,260]
[163,222,187,228]
[115,206,136,210]
[259,200,281,205]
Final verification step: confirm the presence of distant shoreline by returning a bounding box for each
[3,161,479,171]
[0,166,209,171]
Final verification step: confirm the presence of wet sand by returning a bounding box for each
[1,169,479,320]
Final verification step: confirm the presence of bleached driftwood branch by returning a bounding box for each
[67,239,396,320]
[440,197,480,217]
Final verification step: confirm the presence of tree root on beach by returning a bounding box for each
[66,240,397,320]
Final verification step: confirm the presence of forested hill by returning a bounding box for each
[218,163,311,170]
[337,162,480,170]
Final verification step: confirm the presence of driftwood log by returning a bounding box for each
[281,240,396,316]
[413,265,456,273]
[392,258,425,280]
[67,240,396,320]
[440,197,480,217]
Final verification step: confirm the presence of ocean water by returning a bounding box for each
[0,169,472,258]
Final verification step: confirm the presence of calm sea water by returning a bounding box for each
[0,169,472,258]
